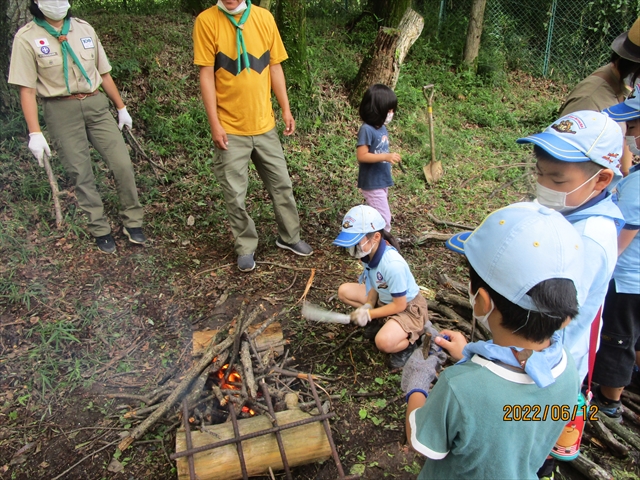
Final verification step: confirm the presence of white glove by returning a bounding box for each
[28,132,51,167]
[117,106,133,130]
[350,303,373,327]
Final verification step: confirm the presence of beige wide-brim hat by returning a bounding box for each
[612,17,640,62]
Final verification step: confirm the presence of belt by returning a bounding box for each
[47,90,99,101]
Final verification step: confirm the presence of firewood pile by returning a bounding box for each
[112,302,359,480]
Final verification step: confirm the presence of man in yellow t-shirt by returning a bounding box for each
[193,0,312,272]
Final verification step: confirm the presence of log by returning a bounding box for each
[435,273,468,295]
[118,330,234,451]
[587,418,629,457]
[427,301,486,340]
[175,410,331,480]
[621,396,640,414]
[241,341,258,399]
[193,322,284,357]
[568,454,613,480]
[621,406,640,427]
[435,291,472,312]
[598,413,640,451]
[621,390,640,405]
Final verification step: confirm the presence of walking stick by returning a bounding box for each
[42,153,63,228]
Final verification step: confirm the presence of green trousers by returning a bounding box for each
[42,92,143,237]
[213,128,301,255]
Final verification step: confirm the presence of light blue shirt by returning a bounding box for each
[614,165,640,294]
[562,194,624,380]
[361,241,419,305]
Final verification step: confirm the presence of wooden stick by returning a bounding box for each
[297,268,316,304]
[117,330,234,451]
[122,125,168,172]
[426,213,476,230]
[587,418,629,457]
[621,406,640,427]
[435,291,472,311]
[397,232,453,246]
[42,154,63,228]
[249,307,287,340]
[51,439,120,480]
[569,453,614,480]
[241,341,258,399]
[427,301,486,340]
[621,390,640,404]
[597,413,640,451]
[435,273,468,295]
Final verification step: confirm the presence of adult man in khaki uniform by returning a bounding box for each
[9,0,145,254]
[560,18,640,177]
[193,0,312,272]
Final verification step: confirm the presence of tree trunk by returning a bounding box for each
[1,0,30,113]
[275,0,309,91]
[462,0,487,70]
[368,0,411,28]
[350,7,423,104]
[257,0,272,12]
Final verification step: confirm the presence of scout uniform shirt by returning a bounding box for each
[560,64,628,116]
[193,5,288,136]
[362,240,420,305]
[614,164,640,295]
[9,18,111,97]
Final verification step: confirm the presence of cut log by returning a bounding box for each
[621,390,640,405]
[194,322,284,357]
[427,301,486,340]
[587,418,629,457]
[175,409,331,480]
[598,413,640,451]
[435,291,471,312]
[241,341,258,399]
[568,454,613,480]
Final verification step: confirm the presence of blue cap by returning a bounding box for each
[517,111,623,187]
[333,205,386,247]
[445,203,584,311]
[603,85,640,121]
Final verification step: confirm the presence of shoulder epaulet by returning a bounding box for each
[15,21,35,36]
[72,17,90,25]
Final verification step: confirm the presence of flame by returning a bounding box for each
[217,364,242,391]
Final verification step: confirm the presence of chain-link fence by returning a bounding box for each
[414,0,640,81]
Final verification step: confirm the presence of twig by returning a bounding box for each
[316,329,360,362]
[194,263,235,277]
[102,393,153,404]
[426,213,475,231]
[249,307,288,340]
[297,268,316,304]
[489,171,533,199]
[256,261,316,271]
[397,232,454,247]
[274,272,298,294]
[42,154,63,228]
[122,126,168,173]
[117,330,235,451]
[51,439,119,480]
[84,335,143,378]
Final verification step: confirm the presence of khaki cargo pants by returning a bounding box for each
[42,92,143,237]
[213,128,301,255]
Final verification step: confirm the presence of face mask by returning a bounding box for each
[217,0,247,14]
[347,238,374,259]
[36,0,70,21]
[384,112,394,125]
[625,135,640,156]
[535,169,602,213]
[468,286,495,333]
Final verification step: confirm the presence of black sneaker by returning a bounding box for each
[95,234,116,254]
[123,227,147,245]
[592,386,623,421]
[275,238,313,256]
[363,319,384,340]
[388,341,419,369]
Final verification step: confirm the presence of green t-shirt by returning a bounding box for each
[409,351,579,480]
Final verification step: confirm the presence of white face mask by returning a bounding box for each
[625,135,640,156]
[217,0,247,14]
[384,112,394,125]
[36,0,70,21]
[535,169,602,213]
[347,238,374,259]
[468,287,495,333]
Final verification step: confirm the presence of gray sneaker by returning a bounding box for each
[123,227,147,245]
[95,234,116,254]
[275,238,313,256]
[237,253,256,272]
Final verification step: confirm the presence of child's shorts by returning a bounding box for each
[382,293,428,344]
[592,279,640,388]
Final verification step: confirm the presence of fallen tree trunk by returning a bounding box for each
[569,454,614,480]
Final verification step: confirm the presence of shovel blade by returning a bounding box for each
[423,161,444,184]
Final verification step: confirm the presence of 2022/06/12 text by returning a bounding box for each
[503,404,600,422]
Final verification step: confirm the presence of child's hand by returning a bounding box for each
[387,153,401,164]
[434,330,467,362]
[350,304,372,327]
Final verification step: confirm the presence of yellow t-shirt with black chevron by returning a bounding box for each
[193,5,288,136]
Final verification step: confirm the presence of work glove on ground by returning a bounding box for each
[28,132,51,167]
[350,303,373,327]
[117,106,133,130]
[401,348,447,402]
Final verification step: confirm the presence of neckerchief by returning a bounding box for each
[458,331,565,388]
[33,17,92,94]
[218,0,252,74]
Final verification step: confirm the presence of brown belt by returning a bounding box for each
[47,90,99,101]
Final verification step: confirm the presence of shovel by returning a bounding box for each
[423,84,443,184]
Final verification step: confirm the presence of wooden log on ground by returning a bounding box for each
[598,413,640,451]
[193,322,284,357]
[621,390,640,404]
[587,418,629,457]
[175,409,331,480]
[621,396,640,414]
[568,454,613,480]
[427,301,486,340]
[621,406,640,427]
[435,273,468,295]
[435,291,472,311]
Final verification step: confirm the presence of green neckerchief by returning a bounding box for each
[218,0,252,74]
[33,17,92,94]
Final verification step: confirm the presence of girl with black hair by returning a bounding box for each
[356,84,401,232]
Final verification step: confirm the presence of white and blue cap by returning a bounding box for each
[445,203,584,311]
[333,205,386,247]
[516,110,623,184]
[603,85,640,122]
